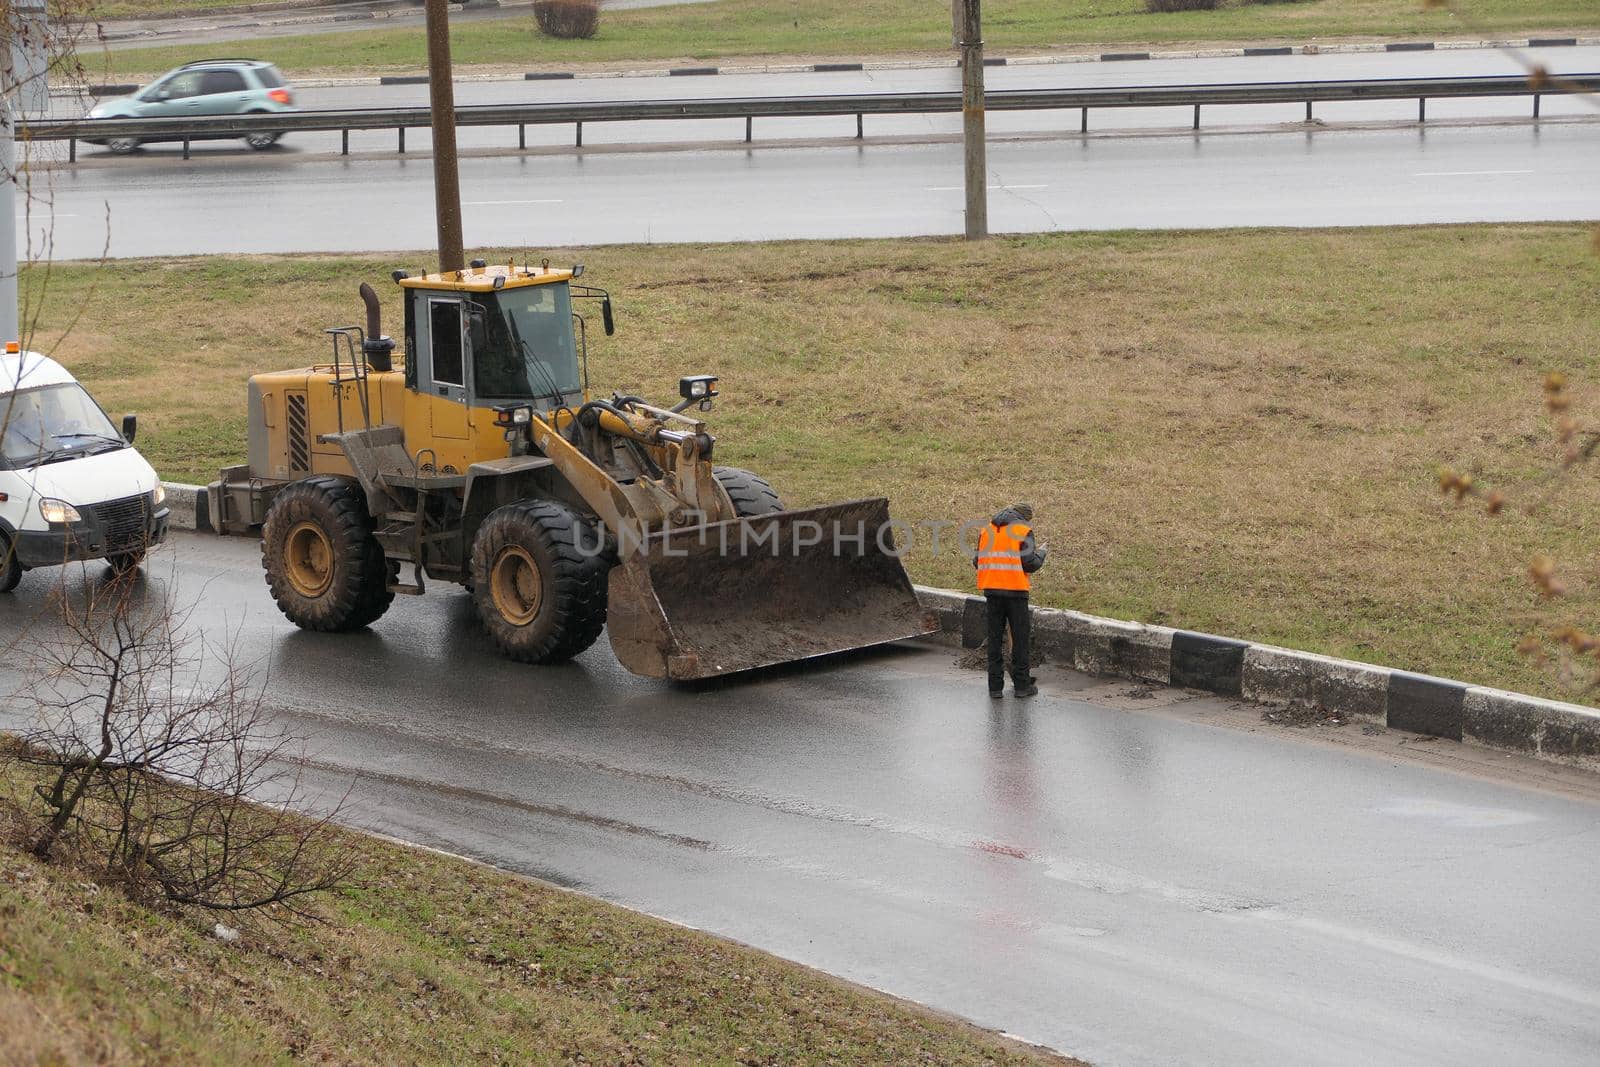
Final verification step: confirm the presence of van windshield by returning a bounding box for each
[1,383,124,468]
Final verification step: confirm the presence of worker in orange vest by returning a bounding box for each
[975,503,1048,698]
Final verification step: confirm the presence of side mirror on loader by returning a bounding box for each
[121,414,137,444]
[601,298,615,337]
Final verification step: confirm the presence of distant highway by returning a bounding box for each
[16,46,1599,257]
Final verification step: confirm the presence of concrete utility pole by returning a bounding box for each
[424,0,464,273]
[1,90,16,346]
[958,0,988,240]
[1,0,47,343]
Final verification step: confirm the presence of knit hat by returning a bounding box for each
[1012,502,1034,522]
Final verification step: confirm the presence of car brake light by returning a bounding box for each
[268,88,291,105]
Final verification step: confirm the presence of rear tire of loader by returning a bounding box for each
[262,476,395,632]
[471,500,607,664]
[712,466,785,517]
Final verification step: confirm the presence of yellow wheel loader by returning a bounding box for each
[211,259,932,680]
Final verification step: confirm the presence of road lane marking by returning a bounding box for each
[924,184,1049,191]
[1414,170,1534,177]
[464,199,565,205]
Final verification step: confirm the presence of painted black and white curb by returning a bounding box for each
[158,481,1600,771]
[73,35,1597,97]
[917,587,1600,771]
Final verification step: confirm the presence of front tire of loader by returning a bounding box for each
[712,466,785,517]
[262,476,395,632]
[471,500,607,664]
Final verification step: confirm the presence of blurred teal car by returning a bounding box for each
[85,59,296,153]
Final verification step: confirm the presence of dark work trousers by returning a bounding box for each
[985,592,1031,690]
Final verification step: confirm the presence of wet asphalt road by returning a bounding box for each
[20,46,1599,258]
[3,533,1600,1065]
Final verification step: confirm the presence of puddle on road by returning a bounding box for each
[1377,796,1541,828]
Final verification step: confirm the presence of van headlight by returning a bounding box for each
[39,498,82,524]
[152,484,166,506]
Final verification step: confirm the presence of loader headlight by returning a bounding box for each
[39,498,82,524]
[679,375,718,401]
[494,404,533,427]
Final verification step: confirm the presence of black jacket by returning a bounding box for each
[975,506,1047,597]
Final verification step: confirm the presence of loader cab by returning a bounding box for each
[399,264,587,414]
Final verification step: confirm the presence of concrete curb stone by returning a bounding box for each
[1240,644,1390,720]
[155,480,1600,771]
[162,481,213,534]
[1463,686,1600,763]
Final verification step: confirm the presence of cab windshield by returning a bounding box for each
[471,283,581,402]
[1,383,125,468]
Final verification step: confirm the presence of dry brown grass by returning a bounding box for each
[20,224,1600,701]
[0,759,1068,1065]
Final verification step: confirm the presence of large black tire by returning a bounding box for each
[712,466,785,517]
[470,500,608,664]
[261,476,394,632]
[0,531,20,593]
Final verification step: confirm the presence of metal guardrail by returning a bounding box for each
[21,73,1599,161]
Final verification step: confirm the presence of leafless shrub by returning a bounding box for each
[1144,0,1218,12]
[533,0,600,40]
[2,573,352,920]
[1440,374,1600,690]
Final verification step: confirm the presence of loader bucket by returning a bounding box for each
[606,498,936,681]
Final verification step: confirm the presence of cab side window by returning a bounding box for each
[430,301,465,387]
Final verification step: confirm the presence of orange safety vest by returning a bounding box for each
[977,522,1031,593]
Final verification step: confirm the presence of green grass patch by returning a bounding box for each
[0,759,1064,1064]
[19,223,1600,704]
[87,0,1599,79]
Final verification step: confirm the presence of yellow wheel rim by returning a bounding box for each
[284,521,335,599]
[490,545,543,627]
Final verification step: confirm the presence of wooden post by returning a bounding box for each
[959,0,987,240]
[425,0,463,273]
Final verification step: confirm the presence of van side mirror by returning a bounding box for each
[122,414,137,443]
[601,297,615,337]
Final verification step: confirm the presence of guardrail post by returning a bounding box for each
[68,138,75,163]
[341,129,349,155]
[1533,93,1541,118]
[399,126,406,153]
[745,115,752,143]
[1080,107,1088,134]
[856,113,863,139]
[1305,101,1312,122]
[1418,97,1426,123]
[576,120,583,148]
[182,136,190,161]
[519,123,525,149]
[1192,104,1200,131]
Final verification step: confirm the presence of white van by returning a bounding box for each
[1,345,169,591]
